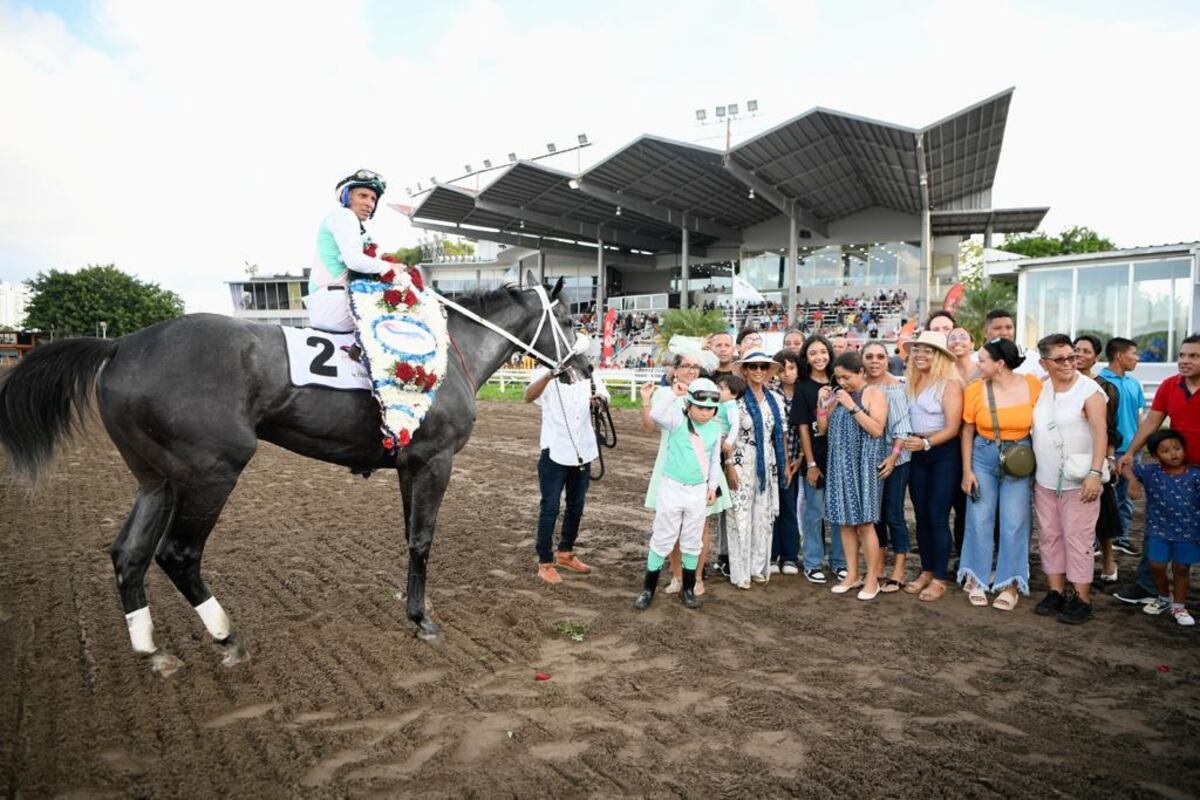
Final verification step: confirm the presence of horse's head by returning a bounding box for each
[526,273,592,385]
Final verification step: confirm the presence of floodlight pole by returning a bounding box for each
[596,238,605,319]
[916,131,932,321]
[787,213,798,327]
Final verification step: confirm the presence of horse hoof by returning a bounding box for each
[415,622,442,644]
[217,636,250,668]
[148,650,184,678]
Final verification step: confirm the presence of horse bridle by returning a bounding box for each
[431,284,589,375]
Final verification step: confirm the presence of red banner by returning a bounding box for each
[943,283,966,315]
[601,308,616,367]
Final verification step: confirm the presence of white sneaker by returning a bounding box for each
[782,563,799,576]
[1169,606,1195,627]
[751,573,768,583]
[1143,597,1171,616]
[1099,567,1118,583]
[769,564,781,575]
[664,577,682,594]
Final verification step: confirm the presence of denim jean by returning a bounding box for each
[772,477,800,565]
[957,436,1032,594]
[908,440,960,580]
[801,481,845,571]
[875,462,910,553]
[1112,474,1133,543]
[536,448,591,563]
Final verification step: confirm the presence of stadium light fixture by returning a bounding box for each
[747,99,758,112]
[715,105,726,118]
[695,109,706,121]
[748,188,755,200]
[430,176,437,184]
[577,134,588,145]
[728,103,739,116]
[546,143,557,153]
[464,164,472,173]
[615,206,622,216]
[483,159,492,169]
[568,178,580,190]
[416,181,422,191]
[508,152,518,163]
[405,186,412,195]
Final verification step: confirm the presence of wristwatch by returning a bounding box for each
[921,437,932,451]
[807,462,817,469]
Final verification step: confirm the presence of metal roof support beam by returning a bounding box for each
[573,178,743,242]
[916,132,933,320]
[411,222,656,267]
[597,237,606,316]
[473,197,696,256]
[722,157,829,238]
[787,214,798,327]
[681,227,690,310]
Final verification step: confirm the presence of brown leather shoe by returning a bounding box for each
[555,552,592,574]
[537,563,563,584]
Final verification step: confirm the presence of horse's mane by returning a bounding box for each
[453,283,529,313]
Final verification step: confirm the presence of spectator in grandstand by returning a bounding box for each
[783,328,805,353]
[726,351,788,588]
[958,338,1040,611]
[791,335,846,583]
[902,331,963,602]
[769,350,804,575]
[862,341,913,592]
[1029,333,1107,624]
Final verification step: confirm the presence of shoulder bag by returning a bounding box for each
[986,380,1036,478]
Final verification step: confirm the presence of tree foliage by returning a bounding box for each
[954,280,1017,345]
[1000,226,1116,258]
[22,264,184,336]
[654,308,729,355]
[390,246,425,266]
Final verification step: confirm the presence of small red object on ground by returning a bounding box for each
[534,671,551,682]
[1156,664,1170,673]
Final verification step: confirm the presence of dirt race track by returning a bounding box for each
[2,402,1198,799]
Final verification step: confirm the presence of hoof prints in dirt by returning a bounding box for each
[1,403,1197,798]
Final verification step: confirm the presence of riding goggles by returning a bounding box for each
[689,390,721,404]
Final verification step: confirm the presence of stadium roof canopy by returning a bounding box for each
[406,87,1042,254]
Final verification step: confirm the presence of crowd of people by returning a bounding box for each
[531,308,1200,628]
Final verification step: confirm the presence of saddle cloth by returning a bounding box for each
[348,270,449,449]
[280,327,371,390]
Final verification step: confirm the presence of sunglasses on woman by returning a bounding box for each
[744,363,772,371]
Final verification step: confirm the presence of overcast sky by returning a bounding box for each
[2,0,1197,314]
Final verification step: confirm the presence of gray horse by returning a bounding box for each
[0,277,590,675]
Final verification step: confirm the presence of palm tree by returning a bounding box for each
[654,308,729,357]
[955,280,1017,343]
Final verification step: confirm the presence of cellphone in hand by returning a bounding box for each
[969,484,982,502]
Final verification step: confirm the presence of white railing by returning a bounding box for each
[490,367,668,401]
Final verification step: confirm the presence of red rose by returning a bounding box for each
[403,290,418,307]
[363,243,378,258]
[382,436,394,449]
[398,430,411,446]
[408,268,424,291]
[395,362,415,382]
[424,373,438,391]
[380,269,397,284]
[383,289,403,307]
[414,364,425,379]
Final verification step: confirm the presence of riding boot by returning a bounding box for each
[347,344,364,363]
[681,568,702,609]
[633,569,661,611]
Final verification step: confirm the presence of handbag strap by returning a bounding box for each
[985,380,1005,447]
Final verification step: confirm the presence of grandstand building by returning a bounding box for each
[398,88,1048,334]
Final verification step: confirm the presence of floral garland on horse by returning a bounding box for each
[349,242,449,451]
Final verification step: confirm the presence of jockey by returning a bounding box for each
[304,169,397,332]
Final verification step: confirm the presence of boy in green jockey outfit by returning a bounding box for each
[634,378,724,610]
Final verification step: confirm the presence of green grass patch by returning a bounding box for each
[477,380,642,409]
[553,620,589,642]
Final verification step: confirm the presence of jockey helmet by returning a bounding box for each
[686,378,721,408]
[336,169,387,217]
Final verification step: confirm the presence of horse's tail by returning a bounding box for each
[0,337,118,484]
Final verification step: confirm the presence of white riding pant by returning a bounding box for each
[303,286,354,332]
[649,477,707,558]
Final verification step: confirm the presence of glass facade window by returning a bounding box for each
[1074,263,1129,345]
[790,242,922,290]
[1021,269,1073,351]
[1131,258,1191,362]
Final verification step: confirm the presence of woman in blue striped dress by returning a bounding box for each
[817,351,890,599]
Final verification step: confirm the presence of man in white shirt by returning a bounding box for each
[525,366,610,583]
[981,308,1048,380]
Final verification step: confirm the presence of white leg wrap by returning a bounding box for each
[194,596,233,641]
[125,607,156,654]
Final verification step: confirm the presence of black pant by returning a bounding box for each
[536,449,590,563]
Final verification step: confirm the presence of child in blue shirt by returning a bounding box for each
[634,378,723,611]
[1124,429,1200,626]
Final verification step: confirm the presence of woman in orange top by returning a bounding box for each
[959,339,1043,611]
